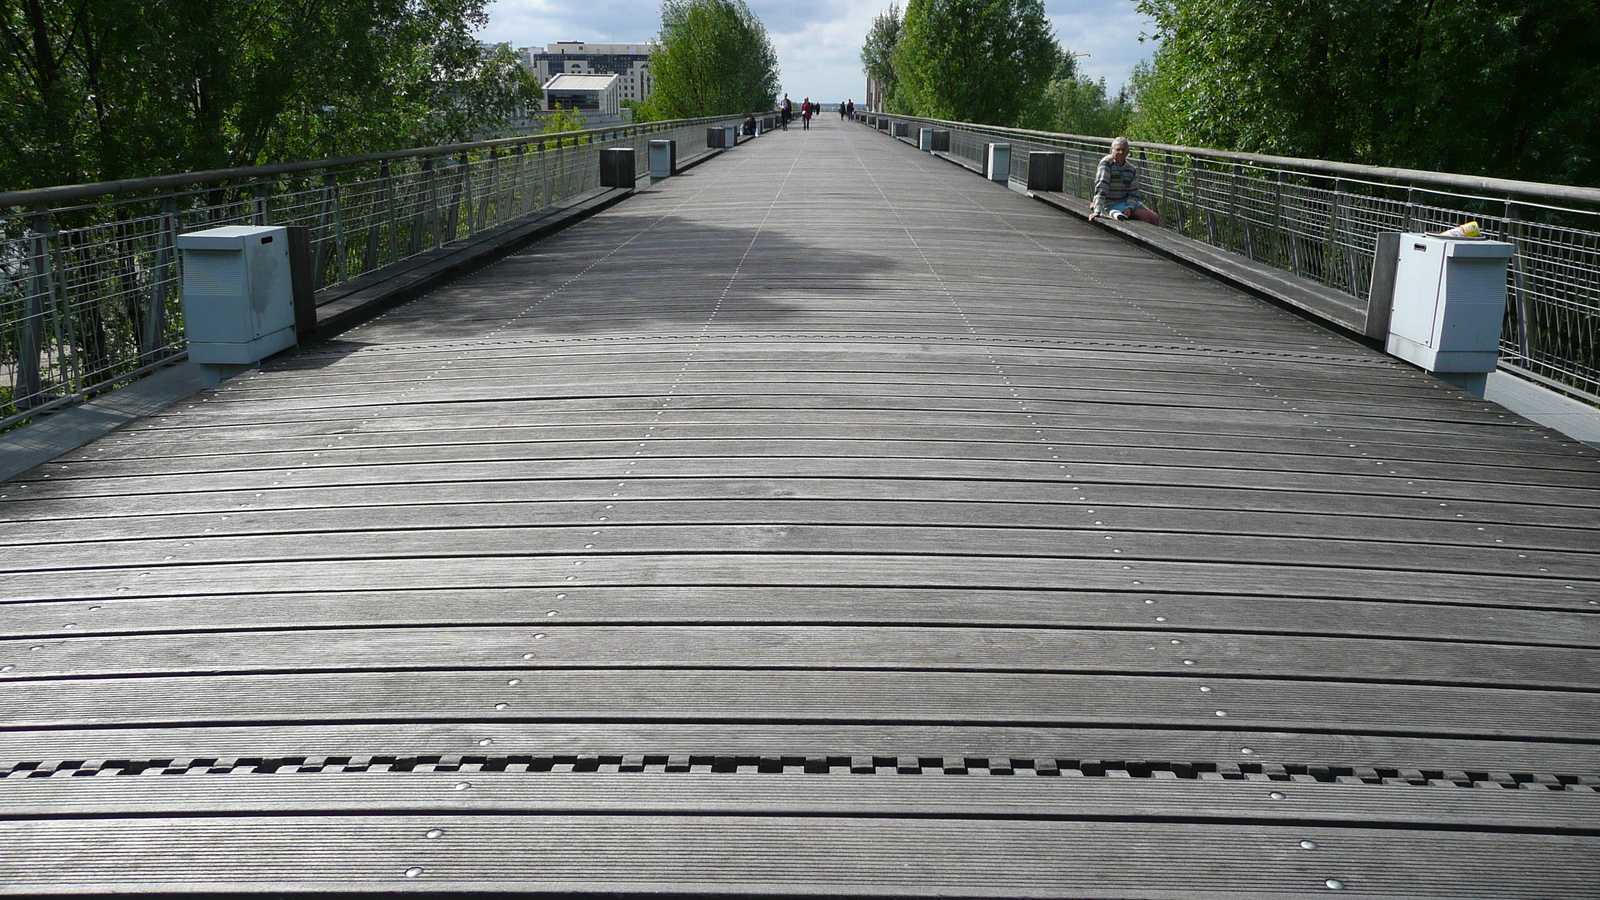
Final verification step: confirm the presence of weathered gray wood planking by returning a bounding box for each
[1,115,1597,898]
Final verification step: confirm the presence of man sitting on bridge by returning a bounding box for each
[1088,136,1160,226]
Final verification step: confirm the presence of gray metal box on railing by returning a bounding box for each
[986,144,1011,183]
[177,225,295,366]
[648,140,677,178]
[1027,152,1065,192]
[919,128,934,151]
[600,148,636,189]
[1386,233,1514,391]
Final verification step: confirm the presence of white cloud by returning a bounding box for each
[477,0,1156,108]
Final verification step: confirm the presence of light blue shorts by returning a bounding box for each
[1106,199,1144,213]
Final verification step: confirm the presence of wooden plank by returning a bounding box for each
[3,499,1596,554]
[0,815,1592,898]
[3,587,1596,647]
[7,526,1596,582]
[12,455,1596,507]
[3,670,1595,740]
[6,477,1598,532]
[4,555,1591,611]
[29,437,1600,489]
[2,625,1593,689]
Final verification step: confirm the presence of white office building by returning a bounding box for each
[523,42,654,105]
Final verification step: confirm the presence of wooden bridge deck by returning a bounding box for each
[2,115,1598,898]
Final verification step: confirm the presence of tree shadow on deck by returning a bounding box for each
[331,211,916,344]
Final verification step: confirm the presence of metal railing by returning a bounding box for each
[866,114,1600,405]
[0,114,749,430]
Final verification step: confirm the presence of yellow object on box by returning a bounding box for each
[1437,221,1481,239]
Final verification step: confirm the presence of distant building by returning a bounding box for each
[543,73,622,115]
[523,42,654,106]
[866,76,884,113]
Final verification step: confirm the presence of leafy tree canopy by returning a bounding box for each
[860,4,903,111]
[644,0,780,119]
[0,0,540,192]
[1129,0,1600,185]
[1023,48,1132,136]
[891,0,1059,126]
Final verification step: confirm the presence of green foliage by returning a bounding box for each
[891,0,1059,126]
[621,99,658,123]
[1129,0,1600,185]
[860,4,903,111]
[0,0,542,192]
[1023,49,1132,136]
[647,0,780,118]
[540,103,589,135]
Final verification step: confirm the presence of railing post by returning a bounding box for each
[380,162,400,265]
[483,148,500,233]
[1323,178,1343,288]
[252,182,272,225]
[511,145,529,215]
[1347,189,1364,299]
[141,195,179,363]
[450,151,470,242]
[17,213,53,408]
[415,157,436,253]
[1505,199,1533,361]
[313,173,344,288]
[1280,171,1303,277]
[1228,163,1241,255]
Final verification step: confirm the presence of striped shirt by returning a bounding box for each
[1093,155,1141,213]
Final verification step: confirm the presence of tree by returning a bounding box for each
[540,103,589,136]
[860,5,903,111]
[1128,0,1600,186]
[891,0,1059,126]
[644,0,780,119]
[0,0,542,192]
[1024,49,1132,136]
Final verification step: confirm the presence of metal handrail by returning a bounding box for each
[1,113,754,429]
[864,113,1600,404]
[904,118,1600,208]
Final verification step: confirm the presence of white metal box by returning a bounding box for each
[177,225,296,365]
[986,143,1010,182]
[1386,233,1514,373]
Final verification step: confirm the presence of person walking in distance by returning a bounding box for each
[800,97,813,130]
[780,94,792,130]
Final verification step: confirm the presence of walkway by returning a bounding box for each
[1,115,1598,897]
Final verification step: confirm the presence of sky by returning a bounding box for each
[475,0,1158,107]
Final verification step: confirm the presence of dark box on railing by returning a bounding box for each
[707,127,727,149]
[600,147,636,189]
[1027,151,1065,192]
[931,130,951,152]
[876,117,889,131]
[892,122,910,138]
